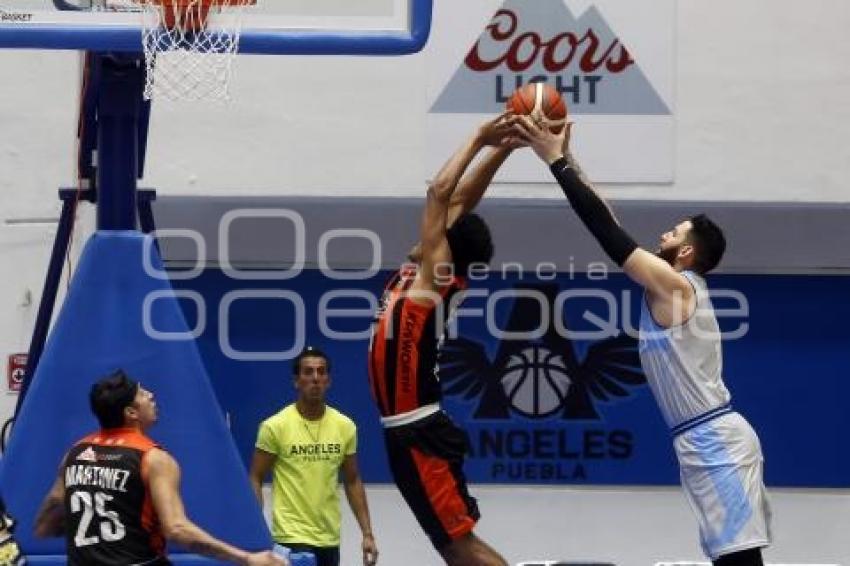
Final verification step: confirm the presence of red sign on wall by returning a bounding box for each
[7,353,27,393]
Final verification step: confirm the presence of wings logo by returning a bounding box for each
[439,283,646,421]
[430,0,670,115]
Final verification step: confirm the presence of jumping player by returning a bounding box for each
[368,114,514,566]
[512,117,772,566]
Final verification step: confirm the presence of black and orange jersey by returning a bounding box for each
[368,265,467,418]
[63,428,167,566]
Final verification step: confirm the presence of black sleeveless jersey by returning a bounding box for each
[63,429,168,566]
[368,266,467,417]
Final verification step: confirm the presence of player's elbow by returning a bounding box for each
[162,518,193,543]
[427,182,453,203]
[342,472,358,489]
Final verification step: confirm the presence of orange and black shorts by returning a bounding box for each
[383,411,480,550]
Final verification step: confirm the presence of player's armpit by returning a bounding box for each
[623,248,695,323]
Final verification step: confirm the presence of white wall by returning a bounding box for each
[2,1,850,203]
[0,211,93,427]
[0,48,81,421]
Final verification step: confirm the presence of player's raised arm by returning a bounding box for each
[416,114,512,295]
[446,142,513,228]
[512,117,693,307]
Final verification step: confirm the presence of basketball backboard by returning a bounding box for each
[0,0,431,54]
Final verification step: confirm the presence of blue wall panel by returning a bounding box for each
[173,270,850,487]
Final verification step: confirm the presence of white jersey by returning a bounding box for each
[638,270,731,429]
[639,270,771,559]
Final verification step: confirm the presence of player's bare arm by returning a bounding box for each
[248,448,277,507]
[147,449,286,566]
[413,114,513,298]
[341,455,378,566]
[446,141,513,227]
[406,113,514,265]
[34,463,67,538]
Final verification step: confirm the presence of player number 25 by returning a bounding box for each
[70,491,127,547]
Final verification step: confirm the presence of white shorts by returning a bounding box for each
[674,411,772,559]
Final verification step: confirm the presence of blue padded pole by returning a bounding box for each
[95,54,145,231]
[137,189,158,235]
[13,189,94,417]
[14,193,76,416]
[137,188,162,258]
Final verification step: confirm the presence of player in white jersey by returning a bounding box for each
[511,117,771,566]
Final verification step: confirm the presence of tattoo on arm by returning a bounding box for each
[565,151,592,186]
[563,151,619,224]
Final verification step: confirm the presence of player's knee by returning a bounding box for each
[476,543,508,566]
[441,532,506,566]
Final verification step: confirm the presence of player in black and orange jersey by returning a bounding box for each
[34,370,285,566]
[368,114,515,566]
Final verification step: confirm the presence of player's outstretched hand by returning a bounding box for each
[511,116,572,165]
[476,111,517,147]
[362,532,379,565]
[560,120,574,155]
[245,550,288,566]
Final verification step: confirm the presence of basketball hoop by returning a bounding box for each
[135,0,255,102]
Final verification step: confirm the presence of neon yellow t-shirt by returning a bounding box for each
[255,404,356,547]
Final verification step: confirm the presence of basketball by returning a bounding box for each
[501,346,572,417]
[506,83,568,133]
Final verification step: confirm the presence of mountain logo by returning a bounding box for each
[430,0,670,115]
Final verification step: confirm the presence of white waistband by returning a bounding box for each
[380,403,441,428]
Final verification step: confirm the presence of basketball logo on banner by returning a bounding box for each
[438,283,648,482]
[502,346,572,417]
[439,293,645,422]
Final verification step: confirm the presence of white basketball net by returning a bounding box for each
[137,0,252,102]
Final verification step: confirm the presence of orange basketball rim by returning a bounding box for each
[140,0,256,31]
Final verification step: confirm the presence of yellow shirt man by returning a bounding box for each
[250,348,377,566]
[255,404,355,547]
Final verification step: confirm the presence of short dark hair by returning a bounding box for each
[446,213,494,276]
[292,347,331,376]
[89,369,139,429]
[687,214,726,274]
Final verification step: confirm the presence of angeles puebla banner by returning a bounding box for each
[437,282,654,484]
[173,266,850,487]
[427,0,675,183]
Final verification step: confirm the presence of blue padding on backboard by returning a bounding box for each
[0,0,432,55]
[0,231,271,561]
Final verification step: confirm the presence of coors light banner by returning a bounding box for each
[427,0,675,183]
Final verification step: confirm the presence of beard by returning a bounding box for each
[656,245,680,267]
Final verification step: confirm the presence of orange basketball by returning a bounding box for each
[506,83,568,133]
